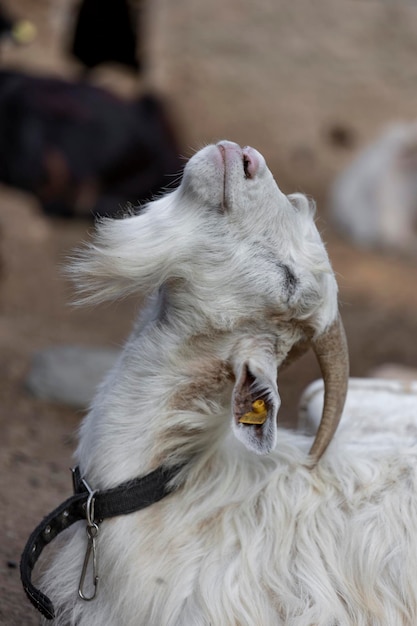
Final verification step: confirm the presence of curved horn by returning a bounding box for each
[309,313,349,462]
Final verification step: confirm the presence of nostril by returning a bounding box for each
[243,156,251,179]
[242,148,259,179]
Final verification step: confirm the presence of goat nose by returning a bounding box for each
[217,140,241,164]
[216,141,261,179]
[217,140,241,152]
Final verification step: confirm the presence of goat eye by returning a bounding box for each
[243,157,251,179]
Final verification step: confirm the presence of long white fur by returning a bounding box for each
[40,141,417,625]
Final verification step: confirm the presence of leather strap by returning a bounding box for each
[20,464,184,620]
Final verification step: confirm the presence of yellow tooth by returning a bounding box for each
[238,399,268,425]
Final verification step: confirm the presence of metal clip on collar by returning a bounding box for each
[21,462,185,620]
[78,478,99,601]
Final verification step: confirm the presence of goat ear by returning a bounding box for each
[231,363,280,455]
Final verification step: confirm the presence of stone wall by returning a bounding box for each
[146,0,417,199]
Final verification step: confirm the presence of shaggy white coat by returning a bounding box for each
[40,141,417,625]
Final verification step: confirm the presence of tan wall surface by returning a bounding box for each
[146,0,417,197]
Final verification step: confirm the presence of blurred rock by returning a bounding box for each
[26,345,119,408]
[329,122,417,254]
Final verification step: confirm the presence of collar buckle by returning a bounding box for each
[78,478,100,601]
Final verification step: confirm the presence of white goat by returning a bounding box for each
[329,122,417,254]
[41,140,417,626]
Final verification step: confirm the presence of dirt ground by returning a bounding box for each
[1,2,417,625]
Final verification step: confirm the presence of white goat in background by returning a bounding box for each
[37,141,417,625]
[329,122,417,254]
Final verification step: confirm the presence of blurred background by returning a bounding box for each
[1,1,417,622]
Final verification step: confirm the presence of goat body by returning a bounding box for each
[38,142,417,626]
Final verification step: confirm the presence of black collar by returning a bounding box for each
[20,463,184,620]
